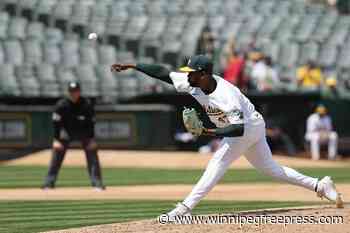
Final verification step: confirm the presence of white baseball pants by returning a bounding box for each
[183,122,319,209]
[305,132,338,160]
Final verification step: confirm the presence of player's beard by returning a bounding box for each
[188,77,199,87]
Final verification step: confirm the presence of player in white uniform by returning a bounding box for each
[305,105,338,160]
[111,55,343,218]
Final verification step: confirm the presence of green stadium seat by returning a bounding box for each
[26,22,45,41]
[0,43,4,64]
[4,39,24,65]
[0,12,9,39]
[8,17,27,39]
[319,43,338,68]
[299,42,319,66]
[0,74,20,96]
[52,0,74,21]
[23,39,42,64]
[18,0,38,12]
[118,70,139,99]
[98,45,116,65]
[61,39,79,68]
[43,43,61,65]
[294,15,319,43]
[71,1,92,27]
[75,64,98,97]
[279,42,299,68]
[45,27,63,45]
[35,0,57,18]
[36,63,56,83]
[89,7,107,37]
[96,65,118,101]
[55,66,77,85]
[80,40,98,65]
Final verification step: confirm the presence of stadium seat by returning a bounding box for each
[105,3,129,48]
[0,63,15,77]
[88,2,108,37]
[279,42,299,68]
[123,15,149,55]
[257,15,283,39]
[293,15,319,43]
[118,70,139,99]
[36,63,56,83]
[116,51,135,64]
[45,27,64,45]
[145,0,166,16]
[61,39,80,68]
[262,42,280,64]
[4,40,24,65]
[43,43,61,65]
[80,40,98,65]
[8,17,27,39]
[75,64,98,97]
[0,43,5,64]
[274,15,301,42]
[18,0,38,10]
[0,12,9,39]
[70,1,91,27]
[0,66,20,96]
[52,0,74,21]
[35,0,57,15]
[96,65,118,100]
[56,66,76,81]
[15,64,41,97]
[207,15,226,37]
[299,42,319,66]
[38,64,60,97]
[337,48,350,70]
[319,43,338,68]
[98,44,116,65]
[23,39,42,64]
[26,22,45,41]
[18,0,38,20]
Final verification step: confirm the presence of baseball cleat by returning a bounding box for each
[316,176,343,207]
[166,202,191,221]
[41,183,55,190]
[93,186,106,192]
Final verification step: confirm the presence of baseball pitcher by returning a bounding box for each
[111,55,343,219]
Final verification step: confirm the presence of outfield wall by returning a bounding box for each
[0,104,176,150]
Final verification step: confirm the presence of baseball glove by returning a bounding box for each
[182,107,203,137]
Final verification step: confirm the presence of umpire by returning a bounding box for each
[42,81,105,190]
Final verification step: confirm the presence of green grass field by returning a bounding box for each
[0,166,349,188]
[0,165,347,232]
[0,200,318,233]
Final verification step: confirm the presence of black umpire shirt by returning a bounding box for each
[53,97,95,141]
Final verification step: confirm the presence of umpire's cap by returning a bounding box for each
[179,55,213,73]
[68,81,81,92]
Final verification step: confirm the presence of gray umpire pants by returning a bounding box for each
[44,138,103,187]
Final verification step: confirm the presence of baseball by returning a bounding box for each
[88,33,98,40]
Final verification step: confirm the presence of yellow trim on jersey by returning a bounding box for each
[179,66,196,72]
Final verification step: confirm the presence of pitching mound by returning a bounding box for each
[45,205,349,233]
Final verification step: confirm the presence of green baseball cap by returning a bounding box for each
[179,55,213,73]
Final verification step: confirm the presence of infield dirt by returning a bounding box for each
[46,205,349,233]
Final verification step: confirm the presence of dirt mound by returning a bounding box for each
[45,205,349,233]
